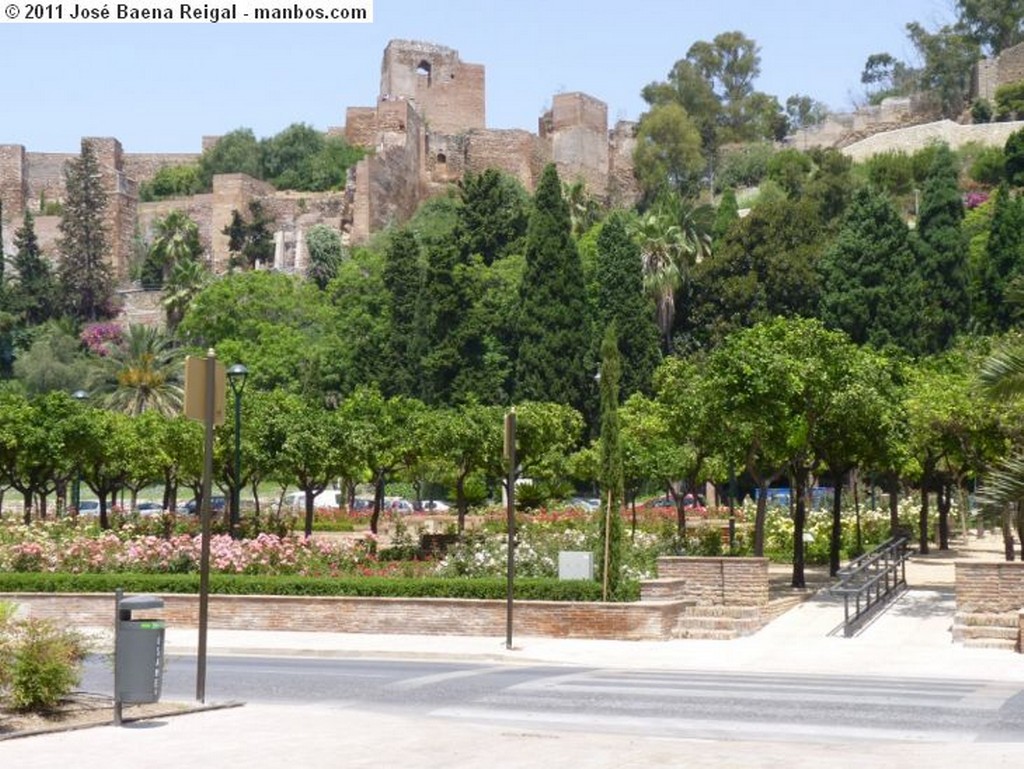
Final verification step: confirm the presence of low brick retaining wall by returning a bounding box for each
[953,562,1024,652]
[4,593,686,641]
[654,557,770,606]
[2,558,776,642]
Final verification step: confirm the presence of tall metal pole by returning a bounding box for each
[232,388,242,537]
[196,349,216,703]
[71,389,88,514]
[504,409,516,650]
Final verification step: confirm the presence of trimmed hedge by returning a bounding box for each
[0,572,639,602]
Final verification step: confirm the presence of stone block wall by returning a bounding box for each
[842,119,1024,162]
[25,151,74,211]
[344,107,378,149]
[122,152,201,186]
[209,173,276,273]
[463,129,546,191]
[655,557,770,607]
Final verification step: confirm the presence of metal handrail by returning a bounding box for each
[830,536,910,637]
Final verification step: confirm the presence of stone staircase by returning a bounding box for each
[674,604,765,640]
[952,610,1020,651]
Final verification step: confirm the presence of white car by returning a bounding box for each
[282,490,341,511]
[421,500,451,513]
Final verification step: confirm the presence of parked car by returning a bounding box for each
[134,501,165,516]
[385,497,415,515]
[282,490,341,511]
[642,494,705,511]
[75,500,100,516]
[177,496,227,515]
[568,497,601,512]
[420,500,451,513]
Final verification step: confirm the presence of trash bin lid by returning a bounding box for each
[118,594,164,611]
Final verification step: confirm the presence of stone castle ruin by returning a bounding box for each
[0,40,638,288]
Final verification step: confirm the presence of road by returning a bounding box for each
[81,654,1024,744]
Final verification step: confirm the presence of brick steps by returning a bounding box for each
[674,605,765,639]
[952,611,1020,649]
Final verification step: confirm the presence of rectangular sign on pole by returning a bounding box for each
[183,355,226,425]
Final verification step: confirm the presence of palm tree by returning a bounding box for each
[632,208,686,351]
[147,210,203,287]
[162,258,210,331]
[90,324,184,417]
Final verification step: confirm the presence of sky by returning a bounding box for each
[3,0,962,153]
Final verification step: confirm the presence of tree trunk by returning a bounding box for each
[1002,505,1015,561]
[304,491,314,538]
[456,473,467,535]
[1016,503,1024,561]
[792,471,807,588]
[937,483,951,551]
[753,481,769,556]
[22,490,31,525]
[369,476,385,535]
[888,476,900,534]
[829,480,843,577]
[919,484,930,555]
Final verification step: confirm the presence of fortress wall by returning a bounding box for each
[550,93,610,198]
[608,120,640,207]
[380,40,485,134]
[123,153,201,186]
[345,107,378,148]
[841,118,1024,162]
[26,152,74,209]
[209,173,277,272]
[463,129,545,191]
[0,144,27,222]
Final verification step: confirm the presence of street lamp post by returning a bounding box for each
[71,389,89,514]
[226,364,248,538]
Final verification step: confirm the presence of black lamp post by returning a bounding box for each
[226,364,248,537]
[71,389,89,513]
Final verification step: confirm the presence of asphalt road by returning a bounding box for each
[80,654,1024,744]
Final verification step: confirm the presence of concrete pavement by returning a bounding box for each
[2,532,1024,767]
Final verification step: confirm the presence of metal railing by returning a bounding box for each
[830,536,910,637]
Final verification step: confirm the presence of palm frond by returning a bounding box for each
[978,346,1024,399]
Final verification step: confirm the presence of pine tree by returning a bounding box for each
[11,210,56,326]
[382,228,425,399]
[594,213,661,399]
[819,187,922,353]
[913,144,969,352]
[514,164,589,410]
[57,140,115,322]
[596,322,623,599]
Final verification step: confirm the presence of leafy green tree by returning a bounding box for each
[1004,127,1024,185]
[325,248,389,396]
[594,213,661,399]
[596,324,623,599]
[913,144,970,353]
[689,197,825,350]
[259,123,324,187]
[424,402,503,533]
[712,188,740,244]
[515,165,589,412]
[785,94,828,130]
[906,22,980,119]
[803,148,856,223]
[767,148,813,198]
[819,187,922,353]
[57,140,116,323]
[305,224,344,290]
[633,103,705,203]
[138,164,203,201]
[12,322,92,396]
[9,211,56,327]
[956,0,1024,54]
[456,169,529,265]
[223,200,275,271]
[72,408,135,529]
[199,128,261,188]
[860,52,917,103]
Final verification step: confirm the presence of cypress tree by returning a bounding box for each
[594,213,661,398]
[976,183,1024,331]
[596,322,623,599]
[11,210,56,326]
[57,140,115,322]
[515,164,589,410]
[456,169,529,265]
[819,187,922,353]
[913,144,969,353]
[381,228,425,399]
[420,235,466,406]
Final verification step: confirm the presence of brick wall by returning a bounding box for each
[464,129,546,191]
[955,561,1024,613]
[655,557,770,607]
[6,593,685,641]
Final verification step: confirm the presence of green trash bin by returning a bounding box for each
[115,595,165,704]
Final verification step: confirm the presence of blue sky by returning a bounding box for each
[4,0,958,153]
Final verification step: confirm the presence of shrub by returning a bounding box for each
[971,99,993,124]
[0,602,90,711]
